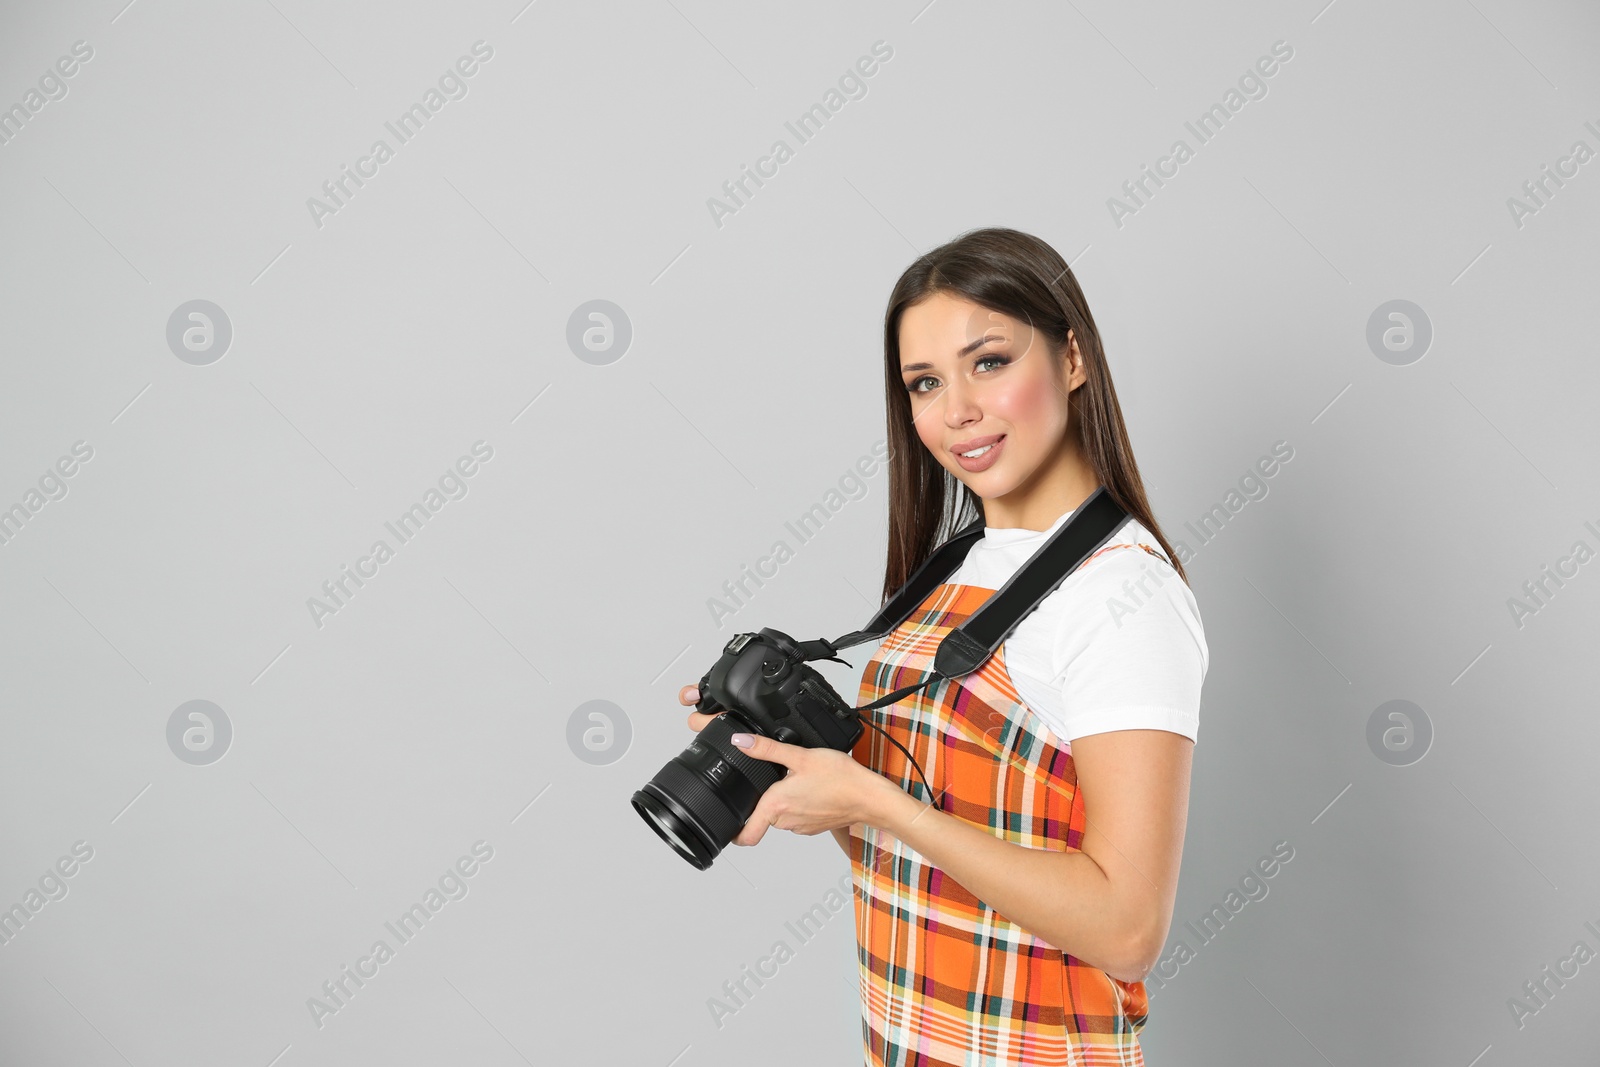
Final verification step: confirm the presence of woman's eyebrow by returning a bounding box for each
[901,335,1002,374]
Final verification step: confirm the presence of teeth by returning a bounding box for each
[961,444,993,458]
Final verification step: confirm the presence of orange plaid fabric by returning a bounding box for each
[848,577,1150,1066]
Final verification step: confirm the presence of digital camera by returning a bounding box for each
[630,628,862,869]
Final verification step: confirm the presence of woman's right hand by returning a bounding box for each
[679,684,720,733]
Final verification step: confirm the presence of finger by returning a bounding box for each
[685,710,719,733]
[729,731,804,768]
[678,684,699,706]
[735,812,771,847]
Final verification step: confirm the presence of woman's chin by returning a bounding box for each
[957,469,1017,499]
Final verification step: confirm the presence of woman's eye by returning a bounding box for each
[907,376,938,394]
[975,354,1011,373]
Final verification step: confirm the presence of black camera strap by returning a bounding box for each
[817,485,1132,714]
[802,486,1130,804]
[782,486,1132,804]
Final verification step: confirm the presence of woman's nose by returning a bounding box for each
[941,380,981,425]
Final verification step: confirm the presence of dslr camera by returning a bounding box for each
[630,627,861,869]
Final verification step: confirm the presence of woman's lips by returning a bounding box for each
[953,434,1005,473]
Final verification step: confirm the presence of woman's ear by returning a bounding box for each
[1062,330,1088,392]
[1049,329,1088,396]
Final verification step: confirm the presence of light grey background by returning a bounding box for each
[2,0,1597,1064]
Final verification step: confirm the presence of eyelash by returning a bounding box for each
[907,354,1011,394]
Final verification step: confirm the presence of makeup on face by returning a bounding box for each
[898,294,1071,498]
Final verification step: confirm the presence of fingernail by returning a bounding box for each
[730,733,753,748]
[684,686,698,700]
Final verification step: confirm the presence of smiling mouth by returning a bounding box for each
[951,434,1006,472]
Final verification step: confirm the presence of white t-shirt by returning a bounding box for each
[946,506,1207,746]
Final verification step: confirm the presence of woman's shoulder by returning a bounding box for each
[1072,519,1183,589]
[1036,518,1207,663]
[986,517,1208,741]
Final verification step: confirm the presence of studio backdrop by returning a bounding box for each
[2,0,1597,1064]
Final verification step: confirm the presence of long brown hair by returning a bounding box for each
[879,226,1189,601]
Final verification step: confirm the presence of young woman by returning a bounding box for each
[680,227,1207,1066]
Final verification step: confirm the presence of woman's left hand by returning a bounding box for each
[726,731,896,846]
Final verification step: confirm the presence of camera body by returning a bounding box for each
[631,627,863,869]
[695,628,863,751]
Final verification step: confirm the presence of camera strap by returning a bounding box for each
[812,485,1131,715]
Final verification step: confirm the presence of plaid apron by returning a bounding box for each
[848,574,1151,1067]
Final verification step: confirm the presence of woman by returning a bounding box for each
[680,227,1207,1066]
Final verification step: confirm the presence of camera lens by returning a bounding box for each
[629,714,786,869]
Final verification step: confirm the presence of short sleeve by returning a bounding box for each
[1051,546,1207,744]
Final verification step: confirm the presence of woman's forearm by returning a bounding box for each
[864,785,1150,983]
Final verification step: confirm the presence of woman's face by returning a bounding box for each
[897,291,1085,504]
